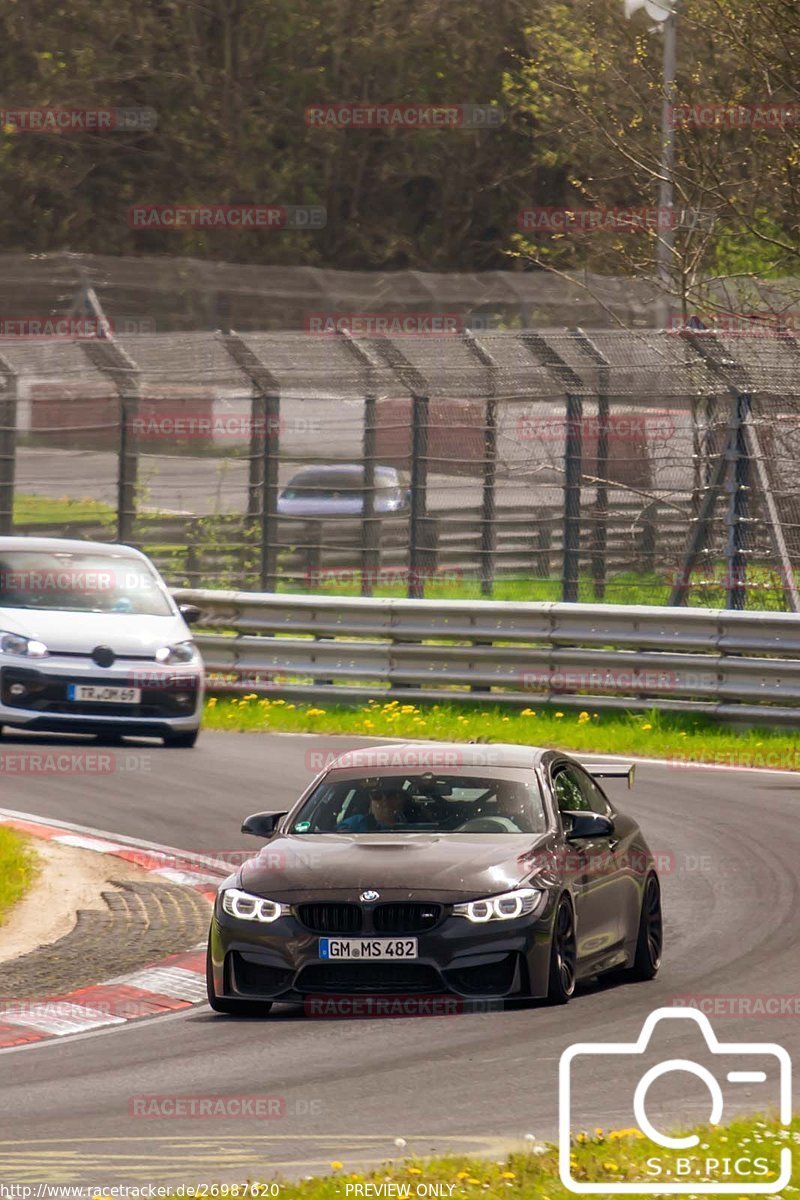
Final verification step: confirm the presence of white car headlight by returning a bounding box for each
[452,887,545,923]
[221,887,289,923]
[155,640,198,665]
[0,631,48,657]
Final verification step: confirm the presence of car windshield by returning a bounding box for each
[282,485,400,500]
[289,769,547,835]
[0,551,174,616]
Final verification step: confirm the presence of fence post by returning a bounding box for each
[724,392,751,610]
[81,337,140,544]
[218,333,281,591]
[0,354,18,535]
[370,339,433,599]
[520,332,587,604]
[339,331,382,597]
[409,394,430,600]
[562,393,583,603]
[463,329,498,597]
[572,329,610,599]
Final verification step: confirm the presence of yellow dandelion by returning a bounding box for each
[407,1168,423,1176]
[555,711,564,719]
[501,1172,515,1180]
[331,1161,343,1170]
[207,697,217,707]
[521,708,536,717]
[602,1162,619,1172]
[641,722,652,731]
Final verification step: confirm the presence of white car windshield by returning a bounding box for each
[0,551,173,616]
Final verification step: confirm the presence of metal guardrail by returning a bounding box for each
[173,589,800,724]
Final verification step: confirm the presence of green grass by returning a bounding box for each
[281,566,796,610]
[281,571,671,605]
[203,696,800,769]
[13,492,116,526]
[0,827,38,924]
[160,1116,797,1197]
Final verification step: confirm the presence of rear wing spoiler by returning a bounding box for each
[585,763,636,789]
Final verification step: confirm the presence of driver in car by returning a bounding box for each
[489,782,536,832]
[338,786,407,832]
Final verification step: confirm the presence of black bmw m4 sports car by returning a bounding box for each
[206,742,662,1013]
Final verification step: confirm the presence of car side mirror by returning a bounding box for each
[564,811,614,840]
[241,811,288,838]
[179,603,202,626]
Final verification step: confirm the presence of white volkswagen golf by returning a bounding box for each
[0,537,204,747]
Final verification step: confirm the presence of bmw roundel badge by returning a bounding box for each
[360,890,380,903]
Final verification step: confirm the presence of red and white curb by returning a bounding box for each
[0,809,232,1050]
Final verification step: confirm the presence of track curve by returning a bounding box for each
[1,730,798,1187]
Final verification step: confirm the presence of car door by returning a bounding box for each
[551,761,626,970]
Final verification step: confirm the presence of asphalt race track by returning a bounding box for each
[1,730,798,1187]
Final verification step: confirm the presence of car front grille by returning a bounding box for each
[296,903,363,934]
[0,667,197,718]
[295,962,442,994]
[373,902,443,933]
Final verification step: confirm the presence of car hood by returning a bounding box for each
[0,607,191,657]
[239,832,553,901]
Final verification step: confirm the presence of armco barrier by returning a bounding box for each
[172,590,800,724]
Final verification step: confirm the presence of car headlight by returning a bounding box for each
[452,887,545,923]
[221,887,290,923]
[0,631,48,657]
[155,640,198,665]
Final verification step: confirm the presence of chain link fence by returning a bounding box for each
[3,321,800,608]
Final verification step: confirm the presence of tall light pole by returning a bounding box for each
[624,0,679,329]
